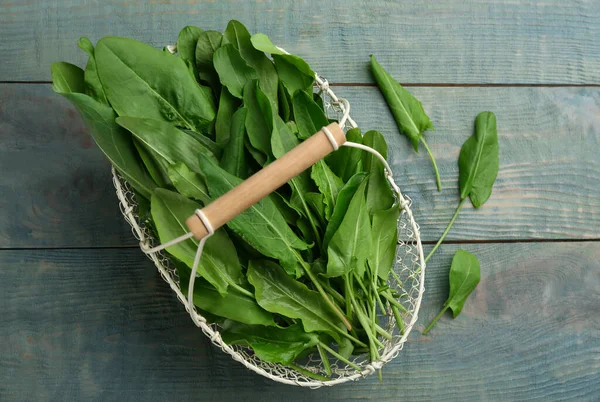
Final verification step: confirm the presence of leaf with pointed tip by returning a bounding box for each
[195,30,223,94]
[95,36,215,130]
[323,172,368,250]
[77,37,109,105]
[243,80,273,161]
[177,26,204,74]
[213,44,258,99]
[220,107,248,178]
[134,139,170,187]
[51,62,156,199]
[293,90,330,140]
[459,112,499,208]
[224,20,278,111]
[370,55,433,151]
[362,130,395,215]
[311,160,344,220]
[250,33,314,95]
[215,87,241,147]
[326,180,372,278]
[369,206,400,280]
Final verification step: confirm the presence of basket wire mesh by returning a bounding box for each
[111,73,426,388]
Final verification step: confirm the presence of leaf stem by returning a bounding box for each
[423,305,449,335]
[317,344,332,376]
[318,341,362,372]
[302,260,352,330]
[375,324,393,341]
[288,362,331,381]
[381,290,408,313]
[390,303,405,335]
[425,197,466,263]
[420,137,442,191]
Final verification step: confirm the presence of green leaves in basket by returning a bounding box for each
[195,30,223,94]
[199,154,309,277]
[293,90,330,140]
[425,111,499,263]
[325,128,364,182]
[220,107,249,178]
[311,160,344,221]
[213,44,258,99]
[77,37,109,105]
[362,130,395,215]
[369,206,400,280]
[95,36,216,131]
[51,62,157,199]
[176,263,275,327]
[247,260,349,339]
[243,80,273,161]
[151,189,246,297]
[423,250,480,334]
[224,20,278,110]
[326,179,371,278]
[250,33,315,95]
[370,55,441,191]
[177,26,204,76]
[215,87,241,147]
[221,321,318,364]
[167,162,210,204]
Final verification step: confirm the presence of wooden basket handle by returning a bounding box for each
[185,122,346,239]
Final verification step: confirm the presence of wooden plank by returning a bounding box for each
[1,244,598,400]
[1,1,599,84]
[1,84,598,247]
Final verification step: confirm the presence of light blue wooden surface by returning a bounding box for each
[0,0,598,400]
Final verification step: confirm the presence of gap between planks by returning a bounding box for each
[1,81,600,87]
[1,238,599,252]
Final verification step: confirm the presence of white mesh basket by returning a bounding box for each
[111,67,425,388]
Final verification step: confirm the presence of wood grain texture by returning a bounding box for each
[1,245,598,400]
[1,84,598,247]
[1,0,599,84]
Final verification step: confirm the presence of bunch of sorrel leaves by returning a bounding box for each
[51,20,408,379]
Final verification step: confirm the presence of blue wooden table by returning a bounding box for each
[1,1,599,400]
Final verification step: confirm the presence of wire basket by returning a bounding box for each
[111,71,425,388]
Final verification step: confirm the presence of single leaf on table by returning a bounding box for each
[199,154,309,277]
[326,179,371,278]
[293,90,330,140]
[323,172,368,250]
[459,111,499,208]
[151,189,244,296]
[51,62,156,199]
[176,264,274,327]
[213,44,258,99]
[370,55,441,190]
[167,162,210,204]
[425,111,499,263]
[248,260,345,336]
[116,117,217,175]
[362,130,395,215]
[77,37,109,105]
[177,26,204,75]
[221,321,318,364]
[369,206,400,280]
[215,87,241,147]
[250,33,315,95]
[243,80,273,161]
[423,250,481,334]
[95,36,216,131]
[325,127,363,182]
[220,107,248,178]
[224,20,278,111]
[311,160,344,220]
[195,30,223,94]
